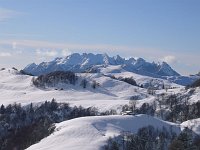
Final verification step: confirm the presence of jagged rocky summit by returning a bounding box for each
[24,53,179,77]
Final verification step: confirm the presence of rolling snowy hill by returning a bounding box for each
[0,68,152,111]
[26,115,182,150]
[1,68,199,108]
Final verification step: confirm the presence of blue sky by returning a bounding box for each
[0,0,200,75]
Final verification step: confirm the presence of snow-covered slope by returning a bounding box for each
[0,68,152,111]
[102,71,181,89]
[1,68,199,109]
[26,115,181,150]
[100,65,198,86]
[1,68,200,150]
[181,118,200,135]
[23,53,180,77]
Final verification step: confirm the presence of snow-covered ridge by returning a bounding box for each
[26,115,181,150]
[23,53,180,77]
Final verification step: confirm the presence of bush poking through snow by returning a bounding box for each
[80,78,88,88]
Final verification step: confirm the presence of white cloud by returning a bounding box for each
[0,39,163,56]
[15,50,23,54]
[161,55,177,64]
[1,33,42,38]
[0,52,11,57]
[36,49,58,57]
[62,49,71,57]
[12,42,17,49]
[0,8,19,22]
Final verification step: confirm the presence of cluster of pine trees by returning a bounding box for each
[0,100,104,150]
[119,77,137,86]
[108,75,138,87]
[32,71,100,90]
[190,78,200,88]
[32,71,77,88]
[124,93,200,123]
[104,126,200,150]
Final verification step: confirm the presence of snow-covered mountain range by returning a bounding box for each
[23,53,198,85]
[24,53,179,76]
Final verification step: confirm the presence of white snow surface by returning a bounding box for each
[26,114,181,150]
[181,118,200,135]
[0,68,198,111]
[103,71,181,89]
[0,69,148,111]
[0,68,200,150]
[0,69,141,111]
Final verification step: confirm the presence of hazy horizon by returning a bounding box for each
[0,0,200,75]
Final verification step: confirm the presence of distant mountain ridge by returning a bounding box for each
[24,53,180,77]
[23,53,200,85]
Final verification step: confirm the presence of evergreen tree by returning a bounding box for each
[81,79,87,88]
[169,139,184,150]
[0,104,5,114]
[50,98,58,111]
[177,128,194,149]
[92,80,99,89]
[162,84,165,89]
